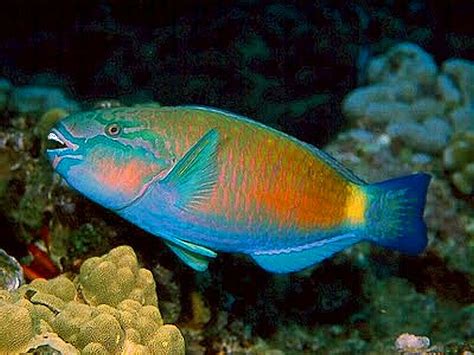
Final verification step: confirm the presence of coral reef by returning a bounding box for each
[8,86,78,114]
[343,42,474,155]
[442,59,474,107]
[443,131,474,195]
[367,42,437,85]
[0,246,185,354]
[79,245,157,307]
[0,6,473,349]
[0,92,120,276]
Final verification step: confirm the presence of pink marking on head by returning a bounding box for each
[95,159,157,197]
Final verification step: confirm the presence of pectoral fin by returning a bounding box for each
[251,233,361,273]
[164,237,217,271]
[160,129,219,211]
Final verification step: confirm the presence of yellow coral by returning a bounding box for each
[0,300,34,353]
[79,245,157,307]
[76,313,124,352]
[0,246,185,354]
[51,302,95,344]
[147,325,186,355]
[81,342,109,355]
[47,276,77,302]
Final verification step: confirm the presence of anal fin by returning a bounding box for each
[251,233,361,273]
[164,238,217,272]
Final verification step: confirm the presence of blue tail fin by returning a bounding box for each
[364,173,431,255]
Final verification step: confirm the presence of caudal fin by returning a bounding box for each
[364,173,431,255]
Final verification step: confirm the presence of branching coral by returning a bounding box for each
[0,246,185,354]
[8,86,78,114]
[342,42,474,155]
[443,131,474,195]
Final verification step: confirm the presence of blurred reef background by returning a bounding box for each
[0,0,473,353]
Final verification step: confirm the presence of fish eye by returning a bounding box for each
[105,123,121,137]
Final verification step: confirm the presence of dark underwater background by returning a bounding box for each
[0,1,473,353]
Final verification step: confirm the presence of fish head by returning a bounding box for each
[46,109,170,210]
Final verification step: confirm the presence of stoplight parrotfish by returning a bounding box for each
[46,106,431,273]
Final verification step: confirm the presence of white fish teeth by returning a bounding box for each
[47,132,65,145]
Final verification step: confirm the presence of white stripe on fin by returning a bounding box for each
[250,233,361,273]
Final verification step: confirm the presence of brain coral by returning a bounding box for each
[0,246,185,354]
[79,245,158,307]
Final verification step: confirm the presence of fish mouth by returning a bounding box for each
[46,128,77,151]
[46,127,82,169]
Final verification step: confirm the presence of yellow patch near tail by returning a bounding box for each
[345,185,367,225]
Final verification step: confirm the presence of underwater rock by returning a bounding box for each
[395,333,430,353]
[443,131,474,195]
[9,86,79,114]
[0,246,185,354]
[0,248,24,291]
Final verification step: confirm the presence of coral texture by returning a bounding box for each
[443,131,474,195]
[0,246,185,354]
[342,42,474,155]
[79,245,158,307]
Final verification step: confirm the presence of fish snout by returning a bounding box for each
[46,128,82,169]
[46,128,78,152]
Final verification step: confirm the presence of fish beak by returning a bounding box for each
[46,128,81,169]
[46,128,78,152]
[46,131,67,150]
